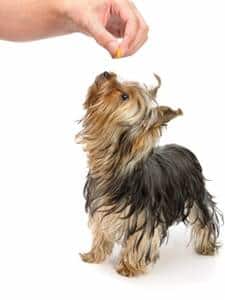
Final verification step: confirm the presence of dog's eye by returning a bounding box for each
[121,93,129,101]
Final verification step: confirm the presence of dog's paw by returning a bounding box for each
[116,266,136,277]
[80,251,106,263]
[116,261,144,277]
[195,243,219,256]
[80,252,97,263]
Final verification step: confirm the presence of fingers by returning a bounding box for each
[88,16,119,56]
[117,1,139,56]
[105,15,126,38]
[125,3,149,56]
[117,1,149,57]
[84,1,149,57]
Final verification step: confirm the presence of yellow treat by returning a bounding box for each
[115,48,123,59]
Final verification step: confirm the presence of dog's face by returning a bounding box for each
[84,72,182,130]
[84,72,154,127]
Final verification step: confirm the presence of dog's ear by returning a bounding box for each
[149,74,161,99]
[153,106,183,127]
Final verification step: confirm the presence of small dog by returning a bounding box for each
[77,72,222,277]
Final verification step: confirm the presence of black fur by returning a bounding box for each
[84,144,222,254]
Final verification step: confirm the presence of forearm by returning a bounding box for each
[0,0,74,41]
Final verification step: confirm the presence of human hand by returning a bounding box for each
[64,0,149,57]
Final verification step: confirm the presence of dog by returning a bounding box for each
[77,71,222,277]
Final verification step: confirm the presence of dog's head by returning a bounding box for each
[78,72,182,169]
[84,71,181,128]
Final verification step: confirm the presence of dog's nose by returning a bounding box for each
[102,71,110,79]
[95,72,115,86]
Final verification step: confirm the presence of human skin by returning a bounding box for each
[0,0,149,57]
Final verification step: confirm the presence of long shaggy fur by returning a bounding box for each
[77,72,222,277]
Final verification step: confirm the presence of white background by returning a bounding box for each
[0,0,224,299]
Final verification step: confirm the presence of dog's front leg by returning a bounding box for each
[80,213,115,264]
[80,232,113,264]
[116,227,161,277]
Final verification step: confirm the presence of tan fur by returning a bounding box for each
[116,226,161,277]
[80,201,128,263]
[81,203,162,276]
[189,205,218,255]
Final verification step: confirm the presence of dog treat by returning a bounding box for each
[77,72,222,277]
[115,47,122,58]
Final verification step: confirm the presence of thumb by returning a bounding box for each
[88,18,119,56]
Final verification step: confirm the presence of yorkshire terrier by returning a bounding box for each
[77,72,222,277]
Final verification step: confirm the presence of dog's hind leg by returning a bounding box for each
[189,191,222,256]
[116,226,161,277]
